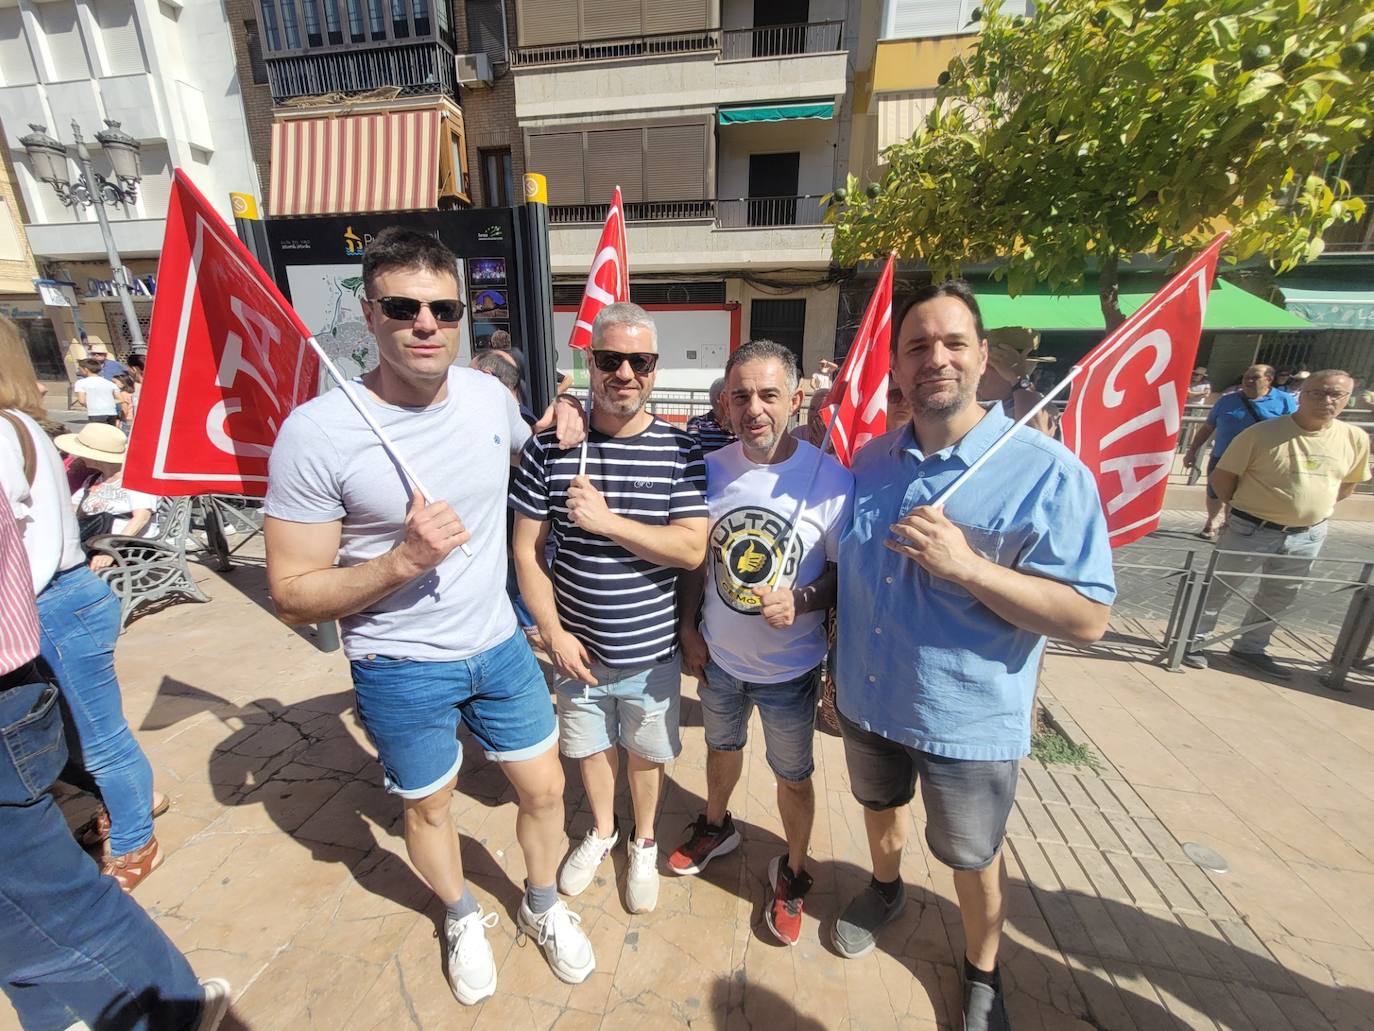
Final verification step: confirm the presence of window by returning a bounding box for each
[94,0,146,77]
[366,0,386,39]
[749,298,807,368]
[33,0,89,81]
[480,148,514,207]
[322,0,343,44]
[345,0,365,41]
[390,0,409,39]
[279,0,302,48]
[466,0,506,65]
[0,7,37,85]
[882,0,1031,40]
[302,0,323,47]
[412,0,430,36]
[435,0,452,49]
[243,19,269,83]
[526,122,706,208]
[260,0,283,50]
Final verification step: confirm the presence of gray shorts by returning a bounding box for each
[838,711,1019,871]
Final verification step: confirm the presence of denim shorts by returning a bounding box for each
[838,711,1019,871]
[701,660,819,782]
[350,628,557,799]
[554,653,682,764]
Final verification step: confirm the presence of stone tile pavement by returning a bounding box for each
[5,540,1373,1029]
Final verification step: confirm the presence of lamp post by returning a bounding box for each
[19,119,148,355]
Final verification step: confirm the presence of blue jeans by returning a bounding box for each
[37,565,155,855]
[554,654,683,764]
[350,628,558,799]
[700,660,819,782]
[0,661,203,1030]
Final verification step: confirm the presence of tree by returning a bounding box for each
[830,0,1374,329]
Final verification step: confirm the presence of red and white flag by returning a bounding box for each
[567,187,629,350]
[825,253,894,466]
[123,171,319,498]
[1061,235,1227,547]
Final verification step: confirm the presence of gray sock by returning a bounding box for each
[525,880,558,915]
[445,887,479,923]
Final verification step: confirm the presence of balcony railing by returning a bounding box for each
[266,40,458,103]
[720,20,844,60]
[1325,195,1374,253]
[717,195,828,228]
[548,196,828,229]
[512,27,721,68]
[512,20,843,68]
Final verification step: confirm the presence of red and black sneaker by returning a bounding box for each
[765,855,813,946]
[667,812,742,876]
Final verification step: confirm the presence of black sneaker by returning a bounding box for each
[1228,649,1293,680]
[963,973,1010,1031]
[831,879,906,959]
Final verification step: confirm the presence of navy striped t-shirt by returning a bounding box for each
[510,418,708,668]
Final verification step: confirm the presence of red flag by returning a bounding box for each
[1061,235,1227,547]
[123,170,320,498]
[825,254,894,466]
[567,187,629,350]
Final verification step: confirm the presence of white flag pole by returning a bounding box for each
[930,365,1083,511]
[308,336,474,557]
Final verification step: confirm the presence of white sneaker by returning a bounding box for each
[195,978,232,1031]
[625,838,659,913]
[517,899,596,984]
[558,827,619,897]
[445,908,500,1005]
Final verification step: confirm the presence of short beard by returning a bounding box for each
[915,378,977,417]
[593,385,646,418]
[740,425,782,457]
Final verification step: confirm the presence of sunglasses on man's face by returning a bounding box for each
[590,349,659,375]
[367,295,465,323]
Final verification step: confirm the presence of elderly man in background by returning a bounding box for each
[1183,364,1296,541]
[974,327,1057,437]
[1185,370,1369,678]
[686,377,736,453]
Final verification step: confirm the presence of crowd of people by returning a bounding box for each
[0,224,1367,1031]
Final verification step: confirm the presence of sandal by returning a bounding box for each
[101,836,163,891]
[77,793,172,849]
[1198,527,1219,541]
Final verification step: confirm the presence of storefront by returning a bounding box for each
[2,294,65,380]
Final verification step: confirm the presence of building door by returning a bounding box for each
[747,152,800,227]
[16,319,64,380]
[753,0,810,55]
[750,298,807,368]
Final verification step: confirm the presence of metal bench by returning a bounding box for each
[89,496,210,629]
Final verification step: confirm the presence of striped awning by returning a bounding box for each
[269,108,444,216]
[876,90,937,151]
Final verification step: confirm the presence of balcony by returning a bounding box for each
[265,41,458,104]
[1325,196,1374,253]
[512,20,847,122]
[546,196,832,273]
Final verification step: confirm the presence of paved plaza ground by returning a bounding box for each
[5,525,1373,1030]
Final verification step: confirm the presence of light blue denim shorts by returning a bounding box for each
[554,653,682,764]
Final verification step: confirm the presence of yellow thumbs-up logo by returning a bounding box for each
[736,540,766,575]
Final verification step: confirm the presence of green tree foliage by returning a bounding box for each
[830,0,1374,327]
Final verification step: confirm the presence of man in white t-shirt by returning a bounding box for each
[671,339,853,946]
[72,360,120,424]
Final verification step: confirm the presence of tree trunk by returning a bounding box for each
[1098,250,1125,331]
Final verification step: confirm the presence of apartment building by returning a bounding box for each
[510,0,857,387]
[0,0,259,358]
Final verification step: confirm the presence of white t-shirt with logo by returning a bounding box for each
[701,440,853,683]
[74,375,119,417]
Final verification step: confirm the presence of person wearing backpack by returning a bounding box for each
[1182,365,1296,540]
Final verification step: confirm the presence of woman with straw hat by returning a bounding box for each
[57,422,159,566]
[1,320,170,891]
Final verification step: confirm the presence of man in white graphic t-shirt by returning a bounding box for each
[671,339,853,946]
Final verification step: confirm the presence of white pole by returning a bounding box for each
[930,365,1084,511]
[577,393,591,476]
[307,336,474,557]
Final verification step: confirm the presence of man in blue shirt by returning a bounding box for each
[832,281,1116,1031]
[86,341,127,381]
[1182,364,1295,539]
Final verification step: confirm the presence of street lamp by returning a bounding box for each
[19,119,148,354]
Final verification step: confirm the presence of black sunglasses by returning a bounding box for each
[590,349,658,375]
[367,295,465,323]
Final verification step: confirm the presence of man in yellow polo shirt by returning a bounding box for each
[1185,370,1370,677]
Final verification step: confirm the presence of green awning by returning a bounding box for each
[717,102,835,125]
[978,279,1312,332]
[1279,285,1374,330]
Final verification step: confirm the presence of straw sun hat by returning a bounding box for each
[55,422,129,465]
[985,326,1055,382]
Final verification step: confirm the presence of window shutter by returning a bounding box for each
[582,0,641,39]
[527,133,586,205]
[642,0,709,34]
[585,128,643,204]
[516,0,578,46]
[466,0,506,64]
[886,0,964,39]
[644,124,705,201]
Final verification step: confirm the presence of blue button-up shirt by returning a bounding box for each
[836,404,1117,761]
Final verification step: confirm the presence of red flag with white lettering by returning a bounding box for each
[567,187,629,350]
[825,254,894,467]
[123,170,319,498]
[1061,235,1227,548]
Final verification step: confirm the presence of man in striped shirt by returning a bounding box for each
[686,377,736,453]
[512,302,708,916]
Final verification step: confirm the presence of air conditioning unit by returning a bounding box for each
[456,53,494,88]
